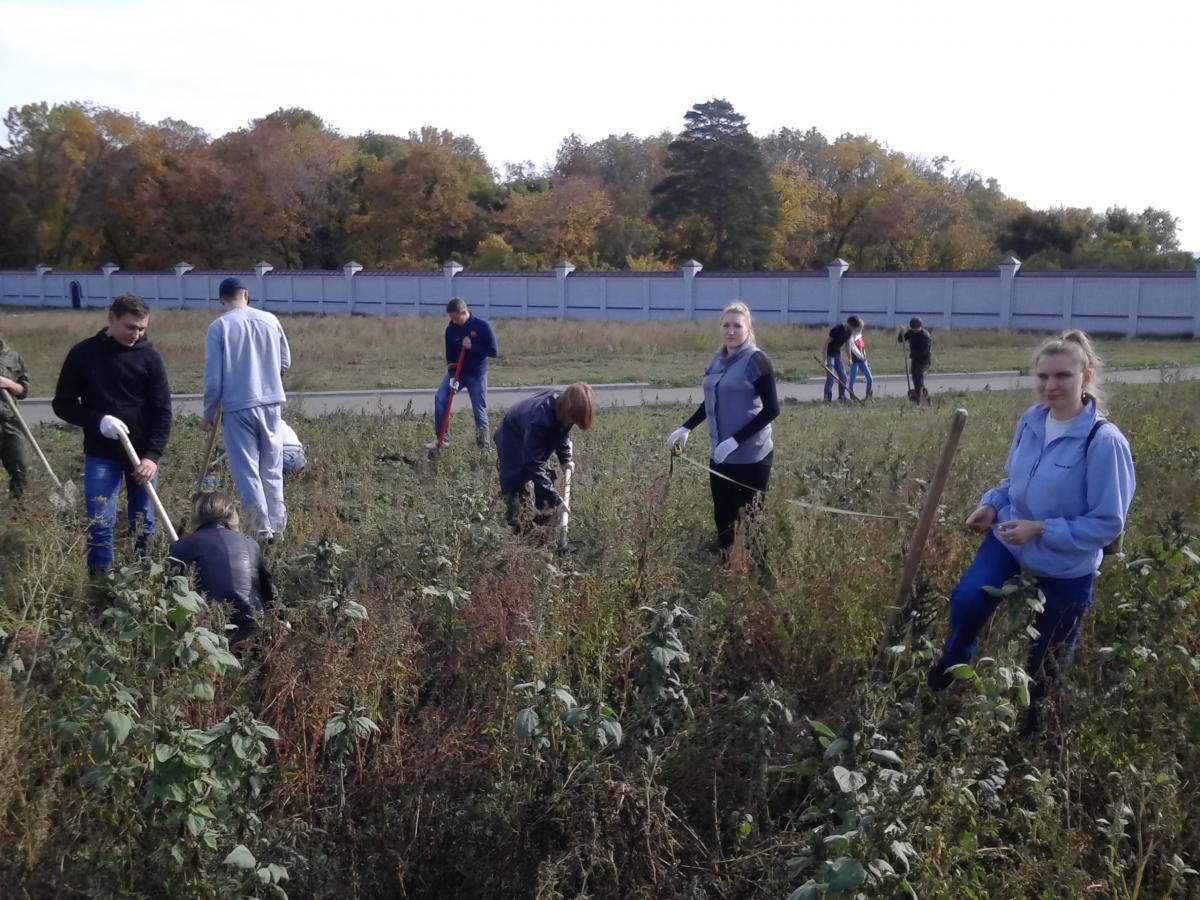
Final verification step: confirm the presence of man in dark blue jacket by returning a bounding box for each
[495,384,594,531]
[53,294,172,572]
[427,297,499,450]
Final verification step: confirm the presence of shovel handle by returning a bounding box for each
[196,410,222,495]
[116,430,179,543]
[2,390,64,489]
[556,465,573,552]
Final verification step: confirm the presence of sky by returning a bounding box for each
[2,0,1197,251]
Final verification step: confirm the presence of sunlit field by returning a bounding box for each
[1,380,1198,898]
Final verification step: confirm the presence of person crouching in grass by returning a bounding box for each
[495,383,595,534]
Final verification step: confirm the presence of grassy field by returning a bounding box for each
[5,307,1200,394]
[1,379,1199,898]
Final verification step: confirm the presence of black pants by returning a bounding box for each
[909,359,930,402]
[709,451,772,549]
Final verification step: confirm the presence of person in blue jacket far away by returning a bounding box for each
[927,330,1135,735]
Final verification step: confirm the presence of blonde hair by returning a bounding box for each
[719,301,754,349]
[1035,330,1106,413]
[191,491,240,530]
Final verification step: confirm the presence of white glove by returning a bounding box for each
[713,437,739,464]
[449,379,461,393]
[100,415,129,440]
[665,426,690,451]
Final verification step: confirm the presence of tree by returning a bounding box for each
[650,100,779,270]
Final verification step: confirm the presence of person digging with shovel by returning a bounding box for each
[426,297,499,451]
[0,335,31,499]
[53,294,173,574]
[495,383,594,538]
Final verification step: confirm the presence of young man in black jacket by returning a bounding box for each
[897,317,933,404]
[53,294,172,572]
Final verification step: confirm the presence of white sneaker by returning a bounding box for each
[424,439,444,450]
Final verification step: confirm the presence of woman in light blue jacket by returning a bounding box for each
[928,331,1135,732]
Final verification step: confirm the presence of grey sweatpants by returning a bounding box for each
[223,404,286,537]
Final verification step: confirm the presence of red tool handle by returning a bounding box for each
[435,346,469,449]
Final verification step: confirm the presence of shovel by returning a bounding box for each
[1,390,79,507]
[195,410,223,495]
[814,355,866,406]
[431,346,468,454]
[115,429,179,543]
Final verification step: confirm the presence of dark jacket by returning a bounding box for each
[495,389,573,507]
[825,324,851,356]
[0,338,30,421]
[445,315,499,378]
[899,328,933,363]
[53,329,172,462]
[170,523,278,632]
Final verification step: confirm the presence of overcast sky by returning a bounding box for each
[2,0,1197,251]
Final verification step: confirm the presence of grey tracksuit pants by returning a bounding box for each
[223,404,286,537]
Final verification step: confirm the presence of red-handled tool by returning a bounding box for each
[433,346,468,451]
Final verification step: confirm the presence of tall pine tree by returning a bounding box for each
[651,99,779,270]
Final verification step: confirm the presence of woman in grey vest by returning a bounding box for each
[665,302,780,552]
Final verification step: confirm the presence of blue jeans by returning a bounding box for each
[434,370,489,444]
[936,532,1095,700]
[848,360,873,394]
[84,454,157,572]
[823,355,847,402]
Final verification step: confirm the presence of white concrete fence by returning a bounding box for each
[3,257,1199,336]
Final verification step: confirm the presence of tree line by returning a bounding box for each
[0,98,1191,273]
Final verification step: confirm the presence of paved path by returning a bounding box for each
[16,365,1200,426]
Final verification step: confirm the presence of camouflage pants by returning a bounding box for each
[0,418,28,497]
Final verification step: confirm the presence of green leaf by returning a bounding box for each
[154,743,177,763]
[809,719,836,738]
[102,710,134,745]
[823,737,851,760]
[255,723,281,741]
[827,857,866,892]
[785,882,825,900]
[340,601,369,620]
[84,668,112,686]
[323,720,347,743]
[948,664,975,681]
[514,707,539,739]
[552,687,577,707]
[191,680,215,701]
[869,748,902,766]
[266,863,289,882]
[185,812,208,836]
[779,758,819,778]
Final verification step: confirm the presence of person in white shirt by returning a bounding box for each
[280,419,306,476]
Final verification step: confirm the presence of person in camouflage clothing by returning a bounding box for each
[0,337,31,498]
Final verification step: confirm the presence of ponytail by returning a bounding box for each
[1035,330,1106,413]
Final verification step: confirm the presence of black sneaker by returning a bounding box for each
[927,662,954,692]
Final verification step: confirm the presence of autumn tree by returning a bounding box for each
[651,100,779,270]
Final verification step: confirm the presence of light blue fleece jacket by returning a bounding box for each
[980,400,1135,578]
[203,306,291,422]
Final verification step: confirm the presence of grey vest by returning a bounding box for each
[702,342,773,465]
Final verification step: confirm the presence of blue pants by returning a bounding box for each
[223,405,286,538]
[848,360,873,394]
[433,370,489,445]
[84,454,157,572]
[823,355,847,402]
[936,532,1095,699]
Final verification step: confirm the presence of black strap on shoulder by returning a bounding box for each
[1084,419,1108,452]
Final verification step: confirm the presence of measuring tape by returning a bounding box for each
[673,449,909,522]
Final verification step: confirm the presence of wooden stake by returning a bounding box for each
[892,408,968,607]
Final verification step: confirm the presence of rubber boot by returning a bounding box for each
[476,426,492,451]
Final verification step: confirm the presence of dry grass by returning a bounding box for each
[6,307,1199,394]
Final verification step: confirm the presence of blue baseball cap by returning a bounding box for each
[217,276,246,299]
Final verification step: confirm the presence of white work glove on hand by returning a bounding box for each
[713,437,739,464]
[450,379,461,393]
[665,426,690,451]
[100,415,130,440]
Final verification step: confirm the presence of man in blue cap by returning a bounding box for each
[203,277,291,541]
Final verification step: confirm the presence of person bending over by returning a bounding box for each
[822,315,860,403]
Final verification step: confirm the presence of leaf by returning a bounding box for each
[340,601,369,620]
[84,668,112,686]
[323,720,347,743]
[823,737,851,760]
[255,723,281,741]
[827,857,866,891]
[190,680,215,701]
[809,719,836,738]
[102,710,134,745]
[552,688,577,707]
[514,707,539,739]
[779,758,819,778]
[869,748,902,766]
[832,766,867,793]
[785,881,824,900]
[266,863,289,882]
[947,664,975,681]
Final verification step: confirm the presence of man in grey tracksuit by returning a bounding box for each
[203,277,291,540]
